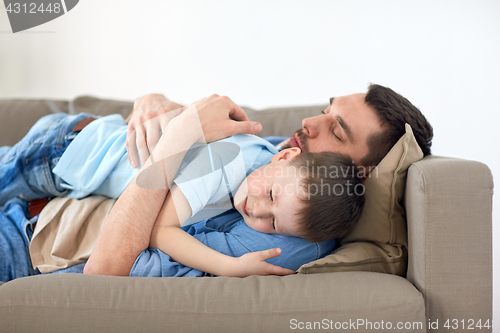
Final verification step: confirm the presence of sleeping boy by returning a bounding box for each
[0,110,365,278]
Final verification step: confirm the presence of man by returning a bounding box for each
[83,84,433,276]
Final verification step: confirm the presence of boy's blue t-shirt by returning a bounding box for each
[130,209,336,277]
[52,114,278,224]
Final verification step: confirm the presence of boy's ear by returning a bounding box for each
[271,147,301,162]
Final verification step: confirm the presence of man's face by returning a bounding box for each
[290,93,382,166]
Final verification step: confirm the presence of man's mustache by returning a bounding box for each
[294,129,308,152]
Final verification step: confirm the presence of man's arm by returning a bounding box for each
[84,114,193,276]
[84,95,263,276]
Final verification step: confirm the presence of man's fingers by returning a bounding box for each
[222,96,249,122]
[126,125,139,169]
[228,120,262,136]
[146,125,160,154]
[135,125,150,165]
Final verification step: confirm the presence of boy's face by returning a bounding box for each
[233,148,305,237]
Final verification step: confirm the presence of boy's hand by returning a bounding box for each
[229,248,296,277]
[126,94,185,168]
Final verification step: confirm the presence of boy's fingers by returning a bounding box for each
[265,260,295,276]
[259,248,283,260]
[271,267,296,276]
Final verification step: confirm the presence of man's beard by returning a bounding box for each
[276,129,308,152]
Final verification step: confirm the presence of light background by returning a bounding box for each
[1,0,499,322]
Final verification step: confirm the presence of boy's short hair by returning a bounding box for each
[289,152,365,243]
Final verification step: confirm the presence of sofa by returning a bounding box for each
[0,96,493,332]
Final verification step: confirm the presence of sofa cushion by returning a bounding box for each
[0,99,69,146]
[69,95,133,118]
[0,96,132,146]
[298,124,423,275]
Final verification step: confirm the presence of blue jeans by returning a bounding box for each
[0,113,93,206]
[0,113,92,282]
[0,197,37,282]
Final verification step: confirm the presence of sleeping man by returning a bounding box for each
[0,84,433,281]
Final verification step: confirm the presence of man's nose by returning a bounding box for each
[302,115,322,138]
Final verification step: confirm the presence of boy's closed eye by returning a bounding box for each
[269,189,276,230]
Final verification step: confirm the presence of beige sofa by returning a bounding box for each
[0,97,493,332]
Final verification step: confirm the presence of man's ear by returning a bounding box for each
[271,147,301,162]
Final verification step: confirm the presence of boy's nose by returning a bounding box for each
[251,200,272,218]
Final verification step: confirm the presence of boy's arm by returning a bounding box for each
[150,186,295,277]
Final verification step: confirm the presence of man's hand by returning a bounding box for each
[189,94,262,143]
[227,248,296,277]
[126,94,185,169]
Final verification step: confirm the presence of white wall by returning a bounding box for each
[1,0,499,321]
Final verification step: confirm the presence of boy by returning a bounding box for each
[148,149,364,277]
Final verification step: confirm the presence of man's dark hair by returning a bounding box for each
[289,152,365,243]
[361,84,433,168]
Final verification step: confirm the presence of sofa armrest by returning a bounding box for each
[405,155,493,325]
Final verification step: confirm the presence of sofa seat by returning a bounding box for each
[0,272,425,332]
